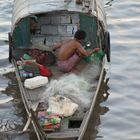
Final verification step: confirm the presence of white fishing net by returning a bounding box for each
[41,63,101,111]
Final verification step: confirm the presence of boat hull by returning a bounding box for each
[9,0,110,139]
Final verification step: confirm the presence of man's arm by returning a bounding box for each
[77,46,100,57]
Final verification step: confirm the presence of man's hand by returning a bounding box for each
[89,48,100,56]
[93,48,100,52]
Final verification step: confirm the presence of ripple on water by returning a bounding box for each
[0,71,38,140]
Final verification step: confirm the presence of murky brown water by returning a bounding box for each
[0,0,140,140]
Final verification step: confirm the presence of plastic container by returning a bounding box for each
[84,50,105,63]
[23,54,33,60]
[24,76,48,89]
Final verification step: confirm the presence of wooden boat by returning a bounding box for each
[8,0,110,140]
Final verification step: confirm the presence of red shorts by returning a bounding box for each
[57,53,80,72]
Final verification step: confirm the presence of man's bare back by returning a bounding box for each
[58,39,80,61]
[53,30,100,72]
[56,39,99,61]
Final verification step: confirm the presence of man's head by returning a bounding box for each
[74,30,86,40]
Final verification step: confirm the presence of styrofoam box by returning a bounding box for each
[24,76,48,89]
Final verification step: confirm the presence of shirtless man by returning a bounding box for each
[53,30,99,72]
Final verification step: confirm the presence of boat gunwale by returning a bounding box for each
[10,1,109,139]
[13,59,47,140]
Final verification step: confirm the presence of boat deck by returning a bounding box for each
[18,59,101,134]
[13,53,102,140]
[24,59,100,106]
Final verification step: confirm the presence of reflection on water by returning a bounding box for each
[97,0,140,140]
[0,72,37,140]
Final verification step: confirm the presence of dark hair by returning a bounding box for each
[74,30,86,40]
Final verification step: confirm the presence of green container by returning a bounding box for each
[23,53,33,60]
[84,50,105,63]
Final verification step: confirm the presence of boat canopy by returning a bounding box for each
[12,0,107,32]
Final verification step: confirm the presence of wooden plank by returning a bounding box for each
[47,129,79,139]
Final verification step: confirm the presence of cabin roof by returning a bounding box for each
[11,0,107,31]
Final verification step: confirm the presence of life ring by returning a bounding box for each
[104,31,111,62]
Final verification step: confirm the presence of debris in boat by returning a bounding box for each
[28,49,56,66]
[41,74,93,110]
[24,76,48,89]
[13,49,56,66]
[84,50,105,63]
[17,61,40,78]
[38,111,61,131]
[47,95,79,117]
[36,63,52,77]
[23,54,33,60]
[17,60,52,78]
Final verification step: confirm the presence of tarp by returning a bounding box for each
[11,0,107,31]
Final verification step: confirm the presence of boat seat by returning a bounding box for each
[47,129,79,139]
